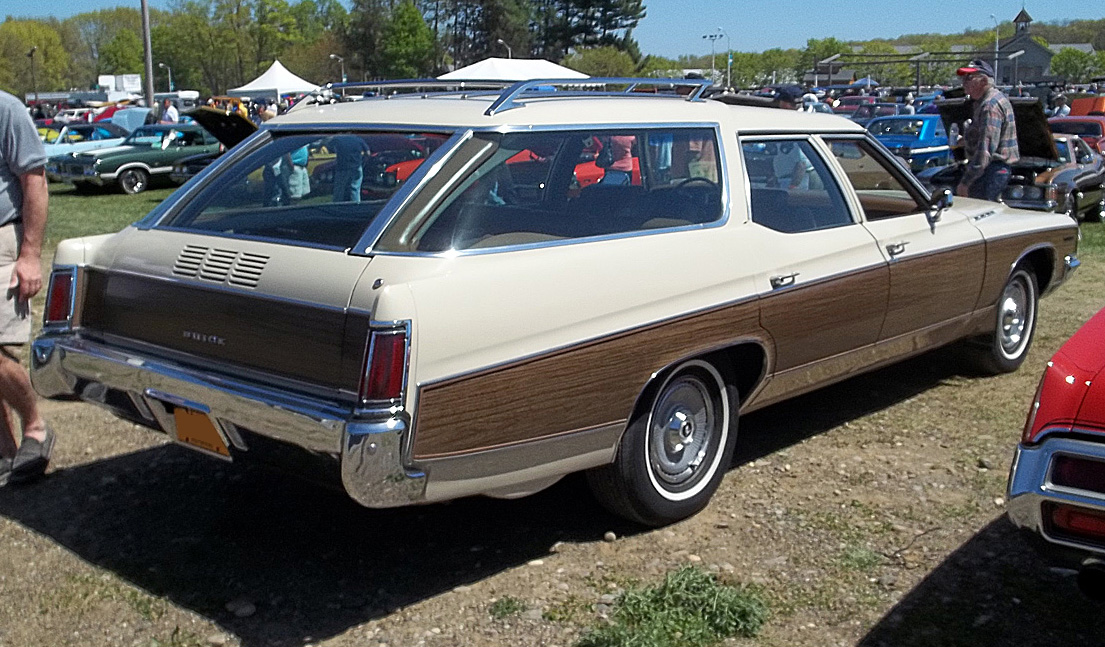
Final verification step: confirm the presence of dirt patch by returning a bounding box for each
[1,261,1103,647]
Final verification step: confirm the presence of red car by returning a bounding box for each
[1049,116,1105,155]
[1008,305,1105,599]
[832,95,877,115]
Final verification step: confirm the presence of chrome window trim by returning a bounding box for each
[352,129,473,255]
[153,226,354,253]
[818,132,936,205]
[364,122,731,257]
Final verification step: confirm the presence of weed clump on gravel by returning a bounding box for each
[576,566,768,647]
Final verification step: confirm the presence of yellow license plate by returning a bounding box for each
[173,407,231,458]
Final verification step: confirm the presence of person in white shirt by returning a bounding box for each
[159,99,179,124]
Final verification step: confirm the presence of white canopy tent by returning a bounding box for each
[438,58,589,82]
[227,60,319,101]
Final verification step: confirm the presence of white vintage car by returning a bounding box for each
[32,79,1080,526]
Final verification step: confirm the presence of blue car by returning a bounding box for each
[866,114,951,173]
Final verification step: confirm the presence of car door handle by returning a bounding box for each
[886,241,909,257]
[770,272,800,289]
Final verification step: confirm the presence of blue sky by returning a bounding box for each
[4,0,1099,59]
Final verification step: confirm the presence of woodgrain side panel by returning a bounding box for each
[978,228,1078,308]
[881,243,986,340]
[758,266,888,371]
[413,301,762,458]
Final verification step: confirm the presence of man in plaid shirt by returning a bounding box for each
[954,59,1019,201]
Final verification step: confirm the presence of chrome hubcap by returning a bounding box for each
[649,376,713,487]
[999,278,1029,356]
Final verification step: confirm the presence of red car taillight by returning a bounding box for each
[1046,502,1105,544]
[359,327,408,406]
[44,269,75,327]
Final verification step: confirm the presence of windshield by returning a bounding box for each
[852,105,874,118]
[124,126,178,146]
[1055,139,1072,164]
[160,131,450,249]
[868,119,926,136]
[38,127,62,144]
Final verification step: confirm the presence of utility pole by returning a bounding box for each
[140,0,155,110]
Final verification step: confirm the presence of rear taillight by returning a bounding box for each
[1051,455,1105,495]
[44,269,75,327]
[1046,502,1105,544]
[359,327,408,406]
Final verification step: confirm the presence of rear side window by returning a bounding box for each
[377,127,723,253]
[828,139,927,219]
[160,131,449,248]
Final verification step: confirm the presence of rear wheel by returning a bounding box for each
[973,266,1038,374]
[118,168,149,195]
[586,360,738,526]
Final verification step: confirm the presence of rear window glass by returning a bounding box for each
[159,131,449,248]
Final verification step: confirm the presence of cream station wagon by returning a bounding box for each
[31,79,1080,526]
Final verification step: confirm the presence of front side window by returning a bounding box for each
[741,139,852,233]
[828,140,927,220]
[160,131,449,248]
[377,127,723,253]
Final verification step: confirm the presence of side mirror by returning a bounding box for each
[928,187,953,222]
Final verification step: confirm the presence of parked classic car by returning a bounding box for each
[866,114,951,172]
[920,97,1105,222]
[1008,306,1105,600]
[169,107,259,184]
[31,78,1079,526]
[849,102,911,127]
[832,95,877,115]
[39,122,130,159]
[1049,116,1105,154]
[49,123,221,194]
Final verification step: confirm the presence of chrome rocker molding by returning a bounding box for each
[31,335,426,508]
[1007,436,1105,555]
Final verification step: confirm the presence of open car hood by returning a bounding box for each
[185,107,257,149]
[936,94,1058,161]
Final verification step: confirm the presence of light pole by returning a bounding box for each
[26,46,38,106]
[496,38,513,59]
[702,32,722,84]
[1007,50,1025,91]
[329,54,346,83]
[158,62,173,92]
[989,14,1000,82]
[717,27,731,89]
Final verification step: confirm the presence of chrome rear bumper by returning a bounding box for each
[1007,437,1105,557]
[30,335,426,507]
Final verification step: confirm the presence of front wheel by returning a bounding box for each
[1085,185,1105,223]
[118,168,149,195]
[586,360,738,526]
[973,266,1038,374]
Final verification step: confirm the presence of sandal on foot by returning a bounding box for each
[11,424,55,483]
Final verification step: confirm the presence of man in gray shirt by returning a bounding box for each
[0,90,51,485]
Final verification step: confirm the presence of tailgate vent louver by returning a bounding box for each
[173,245,269,289]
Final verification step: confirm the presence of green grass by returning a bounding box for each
[45,183,176,253]
[488,595,527,619]
[575,567,768,647]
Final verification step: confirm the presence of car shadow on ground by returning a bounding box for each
[859,516,1102,646]
[734,344,970,465]
[0,447,624,646]
[0,345,976,646]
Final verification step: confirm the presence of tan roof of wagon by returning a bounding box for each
[273,93,864,134]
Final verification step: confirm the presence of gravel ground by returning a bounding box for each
[0,260,1102,647]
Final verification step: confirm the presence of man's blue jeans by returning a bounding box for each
[967,161,1012,202]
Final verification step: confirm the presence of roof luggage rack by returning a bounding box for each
[290,77,716,116]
